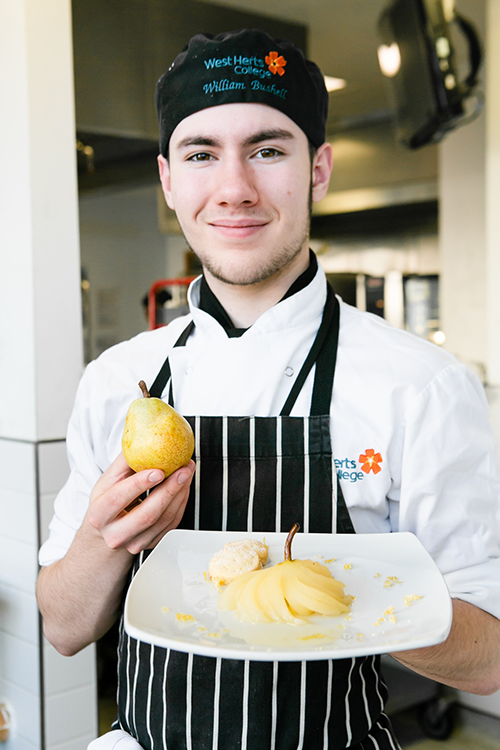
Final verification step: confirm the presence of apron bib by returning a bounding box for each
[112,284,400,750]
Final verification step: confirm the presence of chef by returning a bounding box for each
[37,28,500,750]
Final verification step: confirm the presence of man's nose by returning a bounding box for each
[213,157,259,206]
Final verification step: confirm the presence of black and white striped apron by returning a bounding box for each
[112,284,400,750]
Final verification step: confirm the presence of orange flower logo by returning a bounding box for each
[265,51,287,76]
[359,449,383,475]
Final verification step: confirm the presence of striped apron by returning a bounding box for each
[112,284,401,750]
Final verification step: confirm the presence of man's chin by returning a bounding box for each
[188,233,310,287]
[203,267,275,287]
[203,256,306,288]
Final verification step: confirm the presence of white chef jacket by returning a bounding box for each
[39,262,500,620]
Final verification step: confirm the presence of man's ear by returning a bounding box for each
[311,142,333,204]
[158,154,175,210]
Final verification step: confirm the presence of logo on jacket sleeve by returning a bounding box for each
[359,449,383,474]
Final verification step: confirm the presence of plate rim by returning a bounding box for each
[124,530,453,661]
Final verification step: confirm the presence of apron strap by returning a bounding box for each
[148,320,195,400]
[310,287,340,416]
[280,283,339,417]
[278,282,354,534]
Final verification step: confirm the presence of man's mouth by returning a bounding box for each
[208,218,270,238]
[209,218,269,228]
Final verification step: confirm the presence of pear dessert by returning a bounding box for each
[122,381,194,477]
[218,524,352,625]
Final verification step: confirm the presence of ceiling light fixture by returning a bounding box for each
[377,42,401,77]
[324,75,347,92]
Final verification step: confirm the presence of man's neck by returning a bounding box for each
[202,250,312,328]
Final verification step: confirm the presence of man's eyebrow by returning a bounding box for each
[242,129,295,147]
[175,135,221,150]
[175,129,295,151]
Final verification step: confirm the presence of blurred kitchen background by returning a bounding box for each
[1,0,500,748]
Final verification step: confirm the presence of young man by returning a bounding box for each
[37,29,500,750]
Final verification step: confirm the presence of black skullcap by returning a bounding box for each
[155,28,329,155]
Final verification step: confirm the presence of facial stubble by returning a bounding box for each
[185,178,314,287]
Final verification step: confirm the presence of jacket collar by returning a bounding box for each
[187,254,328,339]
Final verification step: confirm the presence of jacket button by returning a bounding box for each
[284,367,294,377]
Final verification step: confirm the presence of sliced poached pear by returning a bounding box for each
[217,524,351,625]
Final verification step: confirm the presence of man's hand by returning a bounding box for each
[87,452,195,554]
[37,453,195,656]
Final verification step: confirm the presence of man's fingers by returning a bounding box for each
[124,484,192,554]
[95,461,195,549]
[123,463,194,531]
[89,464,166,528]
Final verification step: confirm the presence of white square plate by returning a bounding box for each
[124,530,452,661]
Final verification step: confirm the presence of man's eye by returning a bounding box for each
[256,147,282,159]
[188,152,213,162]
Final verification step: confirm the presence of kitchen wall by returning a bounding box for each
[0,439,97,750]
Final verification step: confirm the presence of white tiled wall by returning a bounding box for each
[0,437,98,749]
[0,633,39,695]
[37,441,70,548]
[0,677,41,748]
[37,442,72,497]
[43,641,96,696]
[45,684,97,748]
[38,441,98,750]
[0,438,41,747]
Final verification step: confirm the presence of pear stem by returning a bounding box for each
[138,380,151,398]
[284,523,300,562]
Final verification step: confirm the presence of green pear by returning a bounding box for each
[122,381,194,477]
